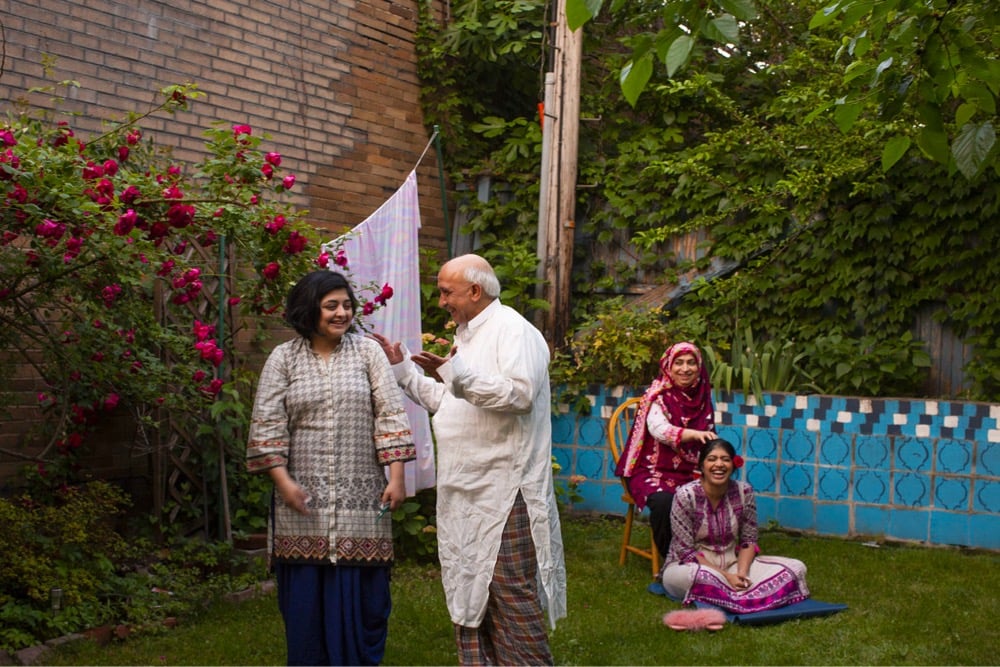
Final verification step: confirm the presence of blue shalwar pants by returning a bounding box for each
[275,562,391,666]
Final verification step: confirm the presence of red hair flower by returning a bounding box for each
[733,455,745,469]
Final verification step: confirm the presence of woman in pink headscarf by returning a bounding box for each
[614,341,716,558]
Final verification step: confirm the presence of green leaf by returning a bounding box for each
[717,0,757,21]
[843,60,873,85]
[955,103,978,127]
[952,121,996,180]
[841,0,875,28]
[871,56,893,88]
[706,15,740,44]
[665,35,694,78]
[566,0,603,31]
[833,100,862,133]
[808,2,843,30]
[803,100,835,124]
[916,127,950,165]
[960,82,997,116]
[917,102,944,133]
[881,135,910,172]
[620,55,653,107]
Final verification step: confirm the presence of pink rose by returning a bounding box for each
[114,209,138,236]
[283,231,308,255]
[262,262,280,280]
[167,203,195,228]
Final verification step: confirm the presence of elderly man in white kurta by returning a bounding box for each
[373,254,567,666]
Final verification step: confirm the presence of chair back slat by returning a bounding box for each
[607,396,642,465]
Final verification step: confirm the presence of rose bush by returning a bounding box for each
[0,82,389,524]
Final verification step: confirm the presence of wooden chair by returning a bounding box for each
[607,396,661,578]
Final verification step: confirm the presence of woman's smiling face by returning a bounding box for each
[669,352,700,389]
[701,446,734,485]
[314,288,354,343]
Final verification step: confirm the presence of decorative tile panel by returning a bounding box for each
[980,442,1000,476]
[855,470,890,505]
[896,437,933,472]
[780,463,814,497]
[745,461,777,494]
[893,472,931,508]
[782,430,816,463]
[747,429,779,459]
[937,439,973,474]
[934,478,970,511]
[818,468,851,502]
[576,448,605,480]
[554,387,1000,550]
[974,480,1000,514]
[820,433,852,466]
[856,436,892,469]
[578,416,605,447]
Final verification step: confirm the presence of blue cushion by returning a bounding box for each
[647,581,683,602]
[648,581,847,625]
[694,598,848,625]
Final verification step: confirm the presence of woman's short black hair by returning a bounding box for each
[284,270,358,338]
[697,438,737,468]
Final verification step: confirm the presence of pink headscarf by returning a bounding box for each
[616,341,714,478]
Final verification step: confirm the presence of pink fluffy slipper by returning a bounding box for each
[663,608,727,632]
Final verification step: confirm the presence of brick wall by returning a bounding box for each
[0,0,448,238]
[0,0,449,485]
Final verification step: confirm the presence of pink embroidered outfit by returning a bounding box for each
[662,479,810,613]
[614,341,716,558]
[614,342,715,508]
[615,342,715,509]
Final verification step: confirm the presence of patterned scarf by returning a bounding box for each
[618,341,714,477]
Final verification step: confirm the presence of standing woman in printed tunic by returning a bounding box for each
[615,341,717,559]
[247,270,416,666]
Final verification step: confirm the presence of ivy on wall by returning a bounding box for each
[415,0,1000,401]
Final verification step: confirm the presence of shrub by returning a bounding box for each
[390,487,438,563]
[0,479,268,652]
[550,298,703,412]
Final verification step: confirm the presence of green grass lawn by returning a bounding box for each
[46,515,1000,665]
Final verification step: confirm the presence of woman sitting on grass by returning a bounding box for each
[661,439,810,614]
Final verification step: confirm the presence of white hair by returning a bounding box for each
[464,264,501,299]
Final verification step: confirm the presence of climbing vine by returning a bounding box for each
[416,0,1000,401]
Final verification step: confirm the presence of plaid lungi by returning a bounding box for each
[454,492,554,666]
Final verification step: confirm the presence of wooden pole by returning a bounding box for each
[535,72,555,330]
[541,0,582,346]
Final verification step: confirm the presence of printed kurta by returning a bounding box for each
[392,299,568,629]
[247,334,415,565]
[662,479,810,613]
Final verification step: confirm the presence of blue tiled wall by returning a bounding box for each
[552,386,1000,550]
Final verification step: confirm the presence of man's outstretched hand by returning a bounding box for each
[369,332,404,364]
